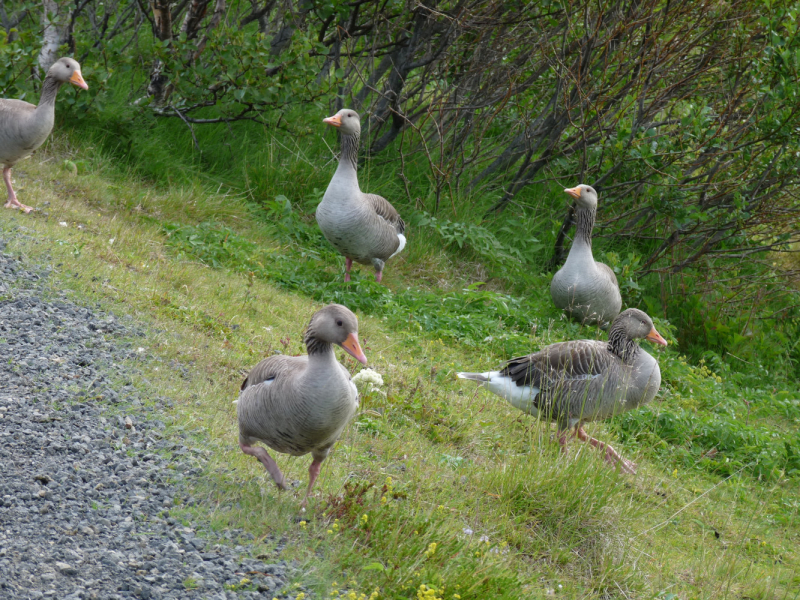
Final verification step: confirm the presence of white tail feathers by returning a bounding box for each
[457,372,488,383]
[390,233,407,259]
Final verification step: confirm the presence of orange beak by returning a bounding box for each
[564,186,581,199]
[341,332,368,365]
[645,327,668,347]
[69,70,89,90]
[323,114,342,127]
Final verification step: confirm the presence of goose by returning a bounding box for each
[0,58,88,213]
[457,308,667,474]
[236,304,368,506]
[551,184,621,328]
[317,108,406,283]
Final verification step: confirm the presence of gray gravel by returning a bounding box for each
[0,232,301,600]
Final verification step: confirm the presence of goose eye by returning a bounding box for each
[336,319,343,327]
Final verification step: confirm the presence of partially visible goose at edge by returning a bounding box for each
[457,308,667,474]
[236,304,368,506]
[317,108,406,283]
[551,184,621,328]
[0,57,88,213]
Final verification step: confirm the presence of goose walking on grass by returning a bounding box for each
[317,108,406,283]
[236,304,368,506]
[551,184,622,328]
[0,58,88,213]
[457,308,667,474]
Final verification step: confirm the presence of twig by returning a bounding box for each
[171,105,201,152]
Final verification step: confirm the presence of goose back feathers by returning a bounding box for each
[550,184,621,327]
[237,304,367,505]
[317,108,406,282]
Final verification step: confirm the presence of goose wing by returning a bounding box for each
[597,262,619,286]
[364,193,405,234]
[240,354,307,391]
[500,340,614,396]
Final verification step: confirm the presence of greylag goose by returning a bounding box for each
[317,108,406,283]
[236,304,368,506]
[551,184,621,328]
[0,58,88,213]
[458,308,667,474]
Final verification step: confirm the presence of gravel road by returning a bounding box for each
[0,230,300,600]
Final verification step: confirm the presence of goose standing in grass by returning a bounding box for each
[236,304,368,506]
[0,58,88,213]
[317,108,406,283]
[457,308,667,474]
[551,184,621,328]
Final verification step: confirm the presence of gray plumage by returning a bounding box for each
[236,304,368,505]
[457,308,667,473]
[1,58,88,213]
[316,108,406,282]
[551,184,622,328]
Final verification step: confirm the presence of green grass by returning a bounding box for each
[1,132,798,600]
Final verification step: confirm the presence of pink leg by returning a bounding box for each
[3,167,33,214]
[557,429,572,453]
[576,427,637,474]
[239,441,288,490]
[344,258,353,282]
[301,458,323,507]
[375,270,383,283]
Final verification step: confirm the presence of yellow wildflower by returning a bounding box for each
[298,520,307,528]
[361,514,369,526]
[425,542,437,558]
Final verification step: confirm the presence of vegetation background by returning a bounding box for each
[1,0,799,598]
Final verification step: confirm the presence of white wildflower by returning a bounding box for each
[59,222,68,227]
[462,528,473,536]
[352,369,386,396]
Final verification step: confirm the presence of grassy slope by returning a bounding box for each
[1,133,798,600]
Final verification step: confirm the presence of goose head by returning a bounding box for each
[564,184,598,210]
[306,304,368,364]
[611,308,668,346]
[49,57,88,90]
[323,109,361,136]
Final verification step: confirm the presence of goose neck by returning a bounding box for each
[606,326,640,364]
[574,205,596,249]
[304,331,338,369]
[338,131,360,174]
[37,75,63,109]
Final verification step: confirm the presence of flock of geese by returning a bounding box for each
[2,58,668,505]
